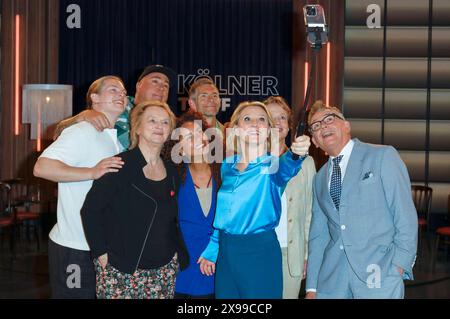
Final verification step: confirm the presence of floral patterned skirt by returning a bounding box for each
[95,254,179,299]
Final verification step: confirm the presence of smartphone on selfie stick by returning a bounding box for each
[292,4,329,160]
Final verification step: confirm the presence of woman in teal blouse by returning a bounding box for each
[198,101,311,298]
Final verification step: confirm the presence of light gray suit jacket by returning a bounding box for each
[306,139,418,293]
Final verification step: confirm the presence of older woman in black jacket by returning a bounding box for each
[81,100,189,299]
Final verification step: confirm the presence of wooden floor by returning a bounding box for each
[0,230,449,299]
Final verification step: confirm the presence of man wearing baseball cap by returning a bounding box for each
[54,64,177,150]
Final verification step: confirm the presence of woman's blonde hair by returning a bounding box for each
[226,101,274,155]
[262,96,293,130]
[86,75,124,109]
[129,100,176,149]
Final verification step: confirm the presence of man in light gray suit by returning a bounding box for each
[305,101,418,299]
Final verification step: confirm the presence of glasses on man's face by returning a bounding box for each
[309,113,344,133]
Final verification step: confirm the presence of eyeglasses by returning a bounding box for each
[309,113,344,133]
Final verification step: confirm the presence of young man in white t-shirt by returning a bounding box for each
[34,76,127,298]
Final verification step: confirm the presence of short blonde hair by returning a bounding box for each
[129,100,176,149]
[308,100,345,125]
[226,101,274,155]
[263,96,293,130]
[86,75,125,109]
[188,78,218,100]
[229,101,274,129]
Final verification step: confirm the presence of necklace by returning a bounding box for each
[193,174,212,189]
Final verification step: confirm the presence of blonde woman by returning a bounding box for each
[264,96,316,299]
[198,101,311,299]
[81,100,189,299]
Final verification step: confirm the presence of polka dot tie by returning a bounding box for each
[330,155,343,210]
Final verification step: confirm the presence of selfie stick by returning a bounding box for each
[292,9,328,160]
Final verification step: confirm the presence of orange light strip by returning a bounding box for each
[37,106,42,152]
[14,15,20,136]
[304,62,309,98]
[326,42,331,106]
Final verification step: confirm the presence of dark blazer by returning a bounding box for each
[81,147,189,274]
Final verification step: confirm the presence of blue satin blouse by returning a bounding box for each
[201,150,305,262]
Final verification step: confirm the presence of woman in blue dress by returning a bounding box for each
[198,101,311,299]
[173,111,221,299]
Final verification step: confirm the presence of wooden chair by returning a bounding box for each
[10,181,42,251]
[411,185,433,233]
[0,182,15,255]
[431,194,450,272]
[411,185,433,259]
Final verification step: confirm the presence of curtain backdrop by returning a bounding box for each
[59,0,293,122]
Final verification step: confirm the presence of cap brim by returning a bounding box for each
[138,65,177,87]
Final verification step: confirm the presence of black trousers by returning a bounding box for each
[48,239,96,299]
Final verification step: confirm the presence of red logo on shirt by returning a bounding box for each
[170,190,175,197]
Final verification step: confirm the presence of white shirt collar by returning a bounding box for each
[328,139,355,186]
[330,139,354,161]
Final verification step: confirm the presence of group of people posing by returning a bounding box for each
[33,64,418,299]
